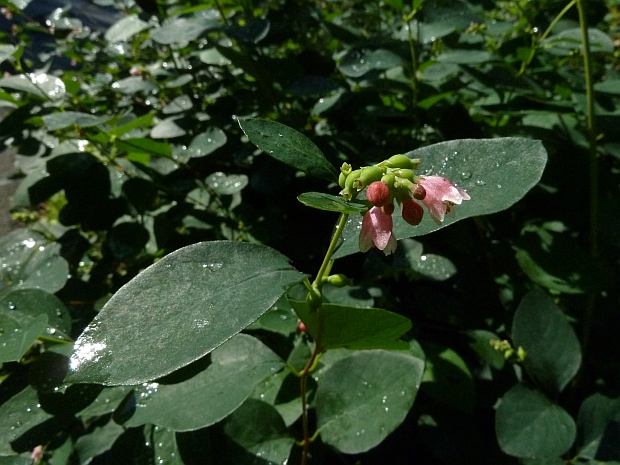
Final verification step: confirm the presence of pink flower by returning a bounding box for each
[418,175,470,224]
[31,445,43,462]
[359,206,397,255]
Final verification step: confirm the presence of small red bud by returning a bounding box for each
[402,199,424,226]
[412,184,426,200]
[382,203,395,215]
[366,181,391,207]
[297,319,307,332]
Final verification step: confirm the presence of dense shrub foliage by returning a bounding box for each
[0,0,619,464]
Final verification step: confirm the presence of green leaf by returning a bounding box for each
[163,95,193,114]
[112,77,158,95]
[0,229,69,293]
[0,312,47,363]
[316,350,424,454]
[116,138,172,157]
[512,290,581,394]
[66,241,306,385]
[0,73,66,100]
[576,393,620,460]
[0,387,53,455]
[467,329,505,370]
[75,419,124,464]
[297,192,368,214]
[105,15,150,43]
[123,334,284,431]
[333,138,548,258]
[205,172,248,195]
[238,118,337,181]
[338,48,405,77]
[436,50,494,64]
[224,398,294,464]
[496,384,576,458]
[150,116,187,138]
[594,79,620,95]
[42,112,107,130]
[0,44,17,64]
[77,386,133,419]
[421,343,475,413]
[289,300,411,350]
[186,127,227,158]
[1,288,70,334]
[515,249,583,294]
[149,18,216,44]
[543,28,614,55]
[248,295,298,335]
[152,427,184,465]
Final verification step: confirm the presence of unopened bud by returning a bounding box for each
[306,286,322,312]
[366,181,391,207]
[326,274,354,287]
[382,203,395,215]
[297,319,307,332]
[395,169,415,182]
[340,162,352,175]
[386,154,415,169]
[402,199,424,226]
[353,166,383,190]
[341,169,362,200]
[338,171,347,189]
[412,183,426,200]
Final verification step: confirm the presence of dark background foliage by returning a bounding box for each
[0,0,619,464]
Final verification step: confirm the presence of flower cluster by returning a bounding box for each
[338,155,471,255]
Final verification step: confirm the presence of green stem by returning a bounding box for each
[518,0,576,76]
[300,212,350,464]
[406,16,419,125]
[576,0,599,351]
[312,213,349,287]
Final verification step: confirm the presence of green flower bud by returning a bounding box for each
[341,169,362,201]
[381,173,395,189]
[386,154,415,169]
[340,162,352,175]
[306,286,322,312]
[394,169,415,182]
[353,165,383,190]
[326,274,353,288]
[338,171,347,189]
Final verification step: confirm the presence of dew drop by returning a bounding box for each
[460,171,472,179]
[476,180,486,186]
[496,184,502,188]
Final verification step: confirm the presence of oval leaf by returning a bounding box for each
[333,138,548,258]
[512,290,582,394]
[297,192,367,214]
[238,118,337,181]
[290,300,411,350]
[66,241,306,385]
[496,384,576,458]
[224,398,294,464]
[123,334,284,431]
[105,15,150,43]
[316,350,424,454]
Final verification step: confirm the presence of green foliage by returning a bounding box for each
[0,0,618,463]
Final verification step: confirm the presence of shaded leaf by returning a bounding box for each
[238,118,337,181]
[316,350,424,454]
[512,290,581,394]
[496,384,576,458]
[297,192,367,214]
[290,300,411,350]
[123,334,284,431]
[224,398,294,464]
